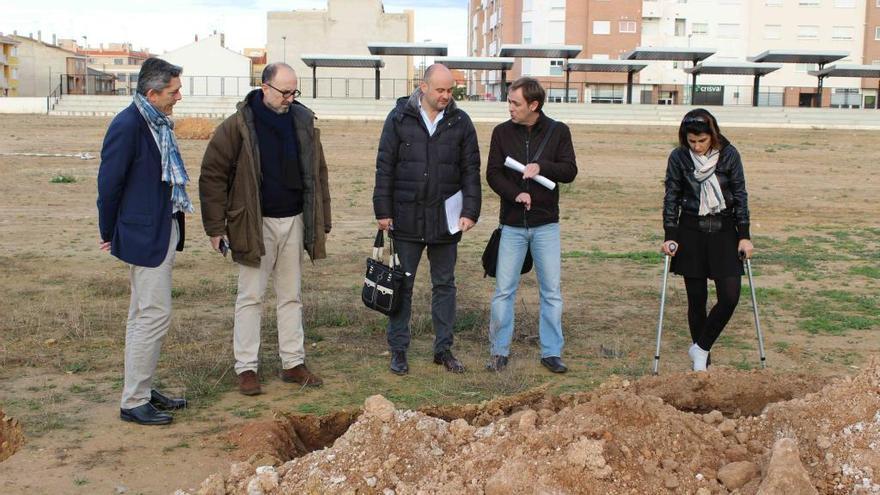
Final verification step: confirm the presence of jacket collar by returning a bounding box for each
[238,89,315,128]
[511,111,549,133]
[397,88,459,120]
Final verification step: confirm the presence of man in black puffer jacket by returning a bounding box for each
[373,64,481,375]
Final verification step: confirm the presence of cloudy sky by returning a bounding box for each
[0,0,468,55]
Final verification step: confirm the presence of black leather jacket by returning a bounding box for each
[663,138,750,242]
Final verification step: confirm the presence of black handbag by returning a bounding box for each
[482,227,533,278]
[362,230,408,315]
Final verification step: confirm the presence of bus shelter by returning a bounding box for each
[684,61,782,106]
[434,56,515,100]
[748,50,847,107]
[499,44,583,102]
[300,55,385,99]
[564,59,648,104]
[623,47,717,102]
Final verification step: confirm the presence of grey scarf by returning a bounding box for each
[689,149,725,216]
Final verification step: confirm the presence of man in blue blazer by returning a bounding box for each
[97,58,192,425]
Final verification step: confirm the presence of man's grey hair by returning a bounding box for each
[136,58,183,96]
[262,62,296,84]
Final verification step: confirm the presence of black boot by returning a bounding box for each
[150,389,187,410]
[390,350,409,375]
[540,356,568,374]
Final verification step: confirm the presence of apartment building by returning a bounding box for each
[267,0,414,98]
[10,34,87,97]
[78,43,150,95]
[864,0,880,107]
[469,0,642,102]
[244,48,267,87]
[0,34,19,96]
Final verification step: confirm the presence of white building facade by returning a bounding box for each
[161,34,252,97]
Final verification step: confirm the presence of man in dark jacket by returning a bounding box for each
[484,77,578,374]
[373,64,481,375]
[97,58,190,425]
[199,63,330,396]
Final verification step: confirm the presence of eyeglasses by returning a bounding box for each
[265,82,301,100]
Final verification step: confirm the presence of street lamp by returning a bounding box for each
[282,36,287,63]
[421,38,432,81]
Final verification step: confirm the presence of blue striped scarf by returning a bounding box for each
[133,93,194,213]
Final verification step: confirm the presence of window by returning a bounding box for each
[873,60,880,66]
[692,23,708,35]
[876,26,880,40]
[832,26,854,40]
[114,58,124,65]
[522,21,532,44]
[675,18,687,36]
[619,21,637,33]
[834,0,854,6]
[593,21,611,35]
[765,0,782,4]
[795,63,817,72]
[129,74,138,82]
[550,20,565,43]
[718,23,740,39]
[799,0,819,5]
[764,24,781,39]
[550,59,564,76]
[798,25,819,39]
[593,53,610,60]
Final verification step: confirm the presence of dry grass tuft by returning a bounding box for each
[174,118,218,140]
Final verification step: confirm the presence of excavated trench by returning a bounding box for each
[0,409,24,463]
[227,369,828,464]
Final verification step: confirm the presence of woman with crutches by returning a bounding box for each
[661,109,754,372]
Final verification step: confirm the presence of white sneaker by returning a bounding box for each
[689,343,709,371]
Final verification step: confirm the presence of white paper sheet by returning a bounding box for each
[504,157,557,190]
[445,190,463,234]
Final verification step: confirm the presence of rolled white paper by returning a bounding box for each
[504,157,556,190]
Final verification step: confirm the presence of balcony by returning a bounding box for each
[0,53,7,65]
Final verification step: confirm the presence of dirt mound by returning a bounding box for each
[0,409,24,462]
[184,364,880,494]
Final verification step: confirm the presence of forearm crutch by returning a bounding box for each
[744,257,767,368]
[652,242,676,375]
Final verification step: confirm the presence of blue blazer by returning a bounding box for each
[97,103,185,268]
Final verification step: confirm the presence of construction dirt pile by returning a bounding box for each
[180,361,880,495]
[0,409,24,463]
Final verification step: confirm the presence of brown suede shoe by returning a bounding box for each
[280,364,323,387]
[238,370,261,396]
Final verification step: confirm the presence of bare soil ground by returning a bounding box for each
[0,114,877,494]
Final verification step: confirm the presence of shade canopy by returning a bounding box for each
[748,50,847,65]
[684,61,783,76]
[565,59,648,73]
[367,42,448,57]
[499,44,583,59]
[808,64,880,78]
[623,47,716,62]
[300,54,385,69]
[434,57,515,71]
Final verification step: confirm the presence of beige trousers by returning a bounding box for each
[121,220,179,410]
[233,215,305,374]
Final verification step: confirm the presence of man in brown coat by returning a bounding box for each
[199,62,331,395]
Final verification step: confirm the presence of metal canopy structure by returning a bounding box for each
[300,55,385,99]
[809,64,880,109]
[367,42,448,57]
[499,44,584,102]
[623,47,717,103]
[564,59,648,104]
[684,61,783,107]
[748,50,849,106]
[435,57,515,101]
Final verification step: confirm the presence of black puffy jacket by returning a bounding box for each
[663,137,750,242]
[373,91,481,244]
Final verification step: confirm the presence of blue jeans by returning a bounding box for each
[489,223,564,358]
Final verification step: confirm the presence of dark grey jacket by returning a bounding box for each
[663,137,750,242]
[373,90,481,244]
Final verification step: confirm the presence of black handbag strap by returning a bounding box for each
[371,229,400,268]
[531,119,558,162]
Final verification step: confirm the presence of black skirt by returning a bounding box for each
[671,214,744,280]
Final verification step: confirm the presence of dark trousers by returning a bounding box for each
[387,239,457,354]
[685,276,741,351]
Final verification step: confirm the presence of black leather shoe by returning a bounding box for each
[434,350,465,373]
[120,402,173,425]
[485,355,509,372]
[390,350,409,375]
[540,356,568,374]
[150,389,187,410]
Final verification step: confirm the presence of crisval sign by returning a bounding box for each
[695,85,723,93]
